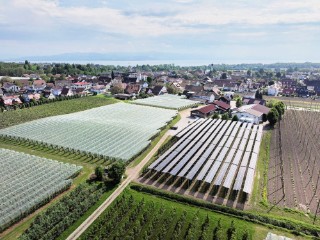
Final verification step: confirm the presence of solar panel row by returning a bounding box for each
[164,119,216,174]
[175,119,203,138]
[148,118,263,198]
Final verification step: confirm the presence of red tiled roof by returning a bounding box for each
[196,104,216,114]
[75,82,90,85]
[251,104,270,114]
[214,100,230,110]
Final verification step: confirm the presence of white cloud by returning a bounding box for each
[0,0,320,61]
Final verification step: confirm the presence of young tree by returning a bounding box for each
[274,101,285,117]
[267,107,279,126]
[166,83,179,94]
[221,113,229,120]
[236,98,242,107]
[110,83,124,95]
[231,115,239,121]
[227,220,236,239]
[108,161,126,184]
[212,113,220,119]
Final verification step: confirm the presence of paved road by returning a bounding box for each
[66,130,171,240]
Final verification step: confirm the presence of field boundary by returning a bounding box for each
[130,183,320,238]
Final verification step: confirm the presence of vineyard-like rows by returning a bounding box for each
[144,119,262,206]
[79,190,252,240]
[19,183,108,240]
[0,148,82,232]
[268,109,320,214]
[0,103,177,161]
[133,94,199,110]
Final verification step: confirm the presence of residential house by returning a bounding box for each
[281,79,296,88]
[184,85,203,93]
[72,81,92,90]
[242,97,266,106]
[91,85,107,94]
[74,87,87,96]
[232,104,270,124]
[305,80,320,95]
[52,86,63,96]
[152,85,167,95]
[32,79,46,91]
[125,84,141,96]
[2,82,20,93]
[55,80,73,88]
[295,86,309,97]
[61,87,74,97]
[191,104,216,118]
[213,100,231,113]
[98,75,112,83]
[282,87,295,96]
[267,84,280,96]
[189,91,215,103]
[234,108,263,125]
[0,94,22,107]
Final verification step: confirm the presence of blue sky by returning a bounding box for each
[1,0,320,63]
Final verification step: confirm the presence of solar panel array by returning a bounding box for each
[148,119,263,198]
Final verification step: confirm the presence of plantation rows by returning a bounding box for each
[0,96,118,129]
[80,191,252,240]
[134,94,199,110]
[0,103,177,161]
[0,148,82,232]
[19,183,106,240]
[268,109,320,214]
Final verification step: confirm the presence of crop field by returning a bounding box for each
[268,109,320,215]
[79,188,253,240]
[0,103,177,161]
[0,148,82,232]
[142,119,263,208]
[133,94,199,110]
[0,96,118,129]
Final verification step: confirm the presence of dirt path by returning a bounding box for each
[66,131,170,240]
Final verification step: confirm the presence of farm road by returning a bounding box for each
[66,130,171,240]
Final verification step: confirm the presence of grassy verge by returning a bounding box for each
[56,184,117,240]
[250,130,271,207]
[0,95,118,129]
[128,113,181,168]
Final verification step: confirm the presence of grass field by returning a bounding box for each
[80,187,305,240]
[0,95,118,129]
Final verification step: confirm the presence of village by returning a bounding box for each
[1,64,319,125]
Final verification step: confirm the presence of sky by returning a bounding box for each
[1,0,320,63]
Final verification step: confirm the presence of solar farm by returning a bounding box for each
[143,119,263,207]
[133,94,199,110]
[0,148,82,231]
[0,103,177,161]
